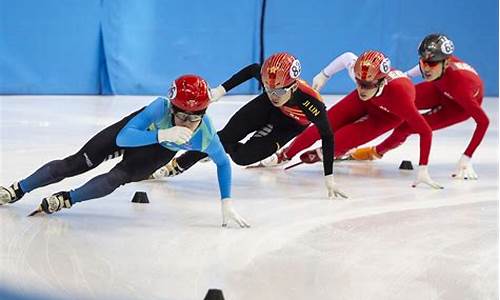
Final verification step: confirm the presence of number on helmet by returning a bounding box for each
[441,40,454,55]
[168,83,177,100]
[379,57,391,74]
[289,59,302,79]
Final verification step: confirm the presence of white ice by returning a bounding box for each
[0,95,498,300]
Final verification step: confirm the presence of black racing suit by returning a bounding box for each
[175,63,334,176]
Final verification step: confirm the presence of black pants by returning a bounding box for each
[176,93,306,170]
[21,109,176,202]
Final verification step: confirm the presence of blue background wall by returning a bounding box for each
[0,0,498,96]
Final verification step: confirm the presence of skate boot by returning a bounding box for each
[258,149,290,168]
[40,192,73,214]
[348,146,382,160]
[283,148,324,170]
[299,148,323,164]
[0,182,25,205]
[149,158,184,179]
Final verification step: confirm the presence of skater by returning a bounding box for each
[263,50,439,189]
[153,52,347,199]
[350,34,489,180]
[0,75,249,228]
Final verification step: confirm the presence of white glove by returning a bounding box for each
[209,85,226,103]
[412,165,443,189]
[452,154,478,180]
[157,126,193,144]
[324,175,348,199]
[221,199,250,228]
[312,71,330,91]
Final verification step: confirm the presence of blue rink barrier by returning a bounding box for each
[0,0,497,96]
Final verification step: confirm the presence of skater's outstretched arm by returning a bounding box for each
[205,134,231,200]
[210,63,263,102]
[204,125,250,228]
[312,52,358,91]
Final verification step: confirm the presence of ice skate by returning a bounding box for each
[0,182,24,205]
[29,191,73,216]
[248,150,290,169]
[149,158,184,179]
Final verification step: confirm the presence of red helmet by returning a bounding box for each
[261,52,301,89]
[354,50,391,81]
[169,74,210,112]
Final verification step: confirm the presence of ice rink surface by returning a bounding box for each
[0,95,498,300]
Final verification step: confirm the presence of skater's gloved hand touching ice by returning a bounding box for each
[221,199,250,228]
[412,165,443,189]
[452,154,478,180]
[324,175,348,199]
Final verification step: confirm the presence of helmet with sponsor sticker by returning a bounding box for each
[418,33,454,62]
[354,50,391,81]
[261,52,301,89]
[169,74,210,112]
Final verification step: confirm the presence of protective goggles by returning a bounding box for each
[355,78,381,89]
[172,108,204,122]
[265,83,295,97]
[420,58,443,67]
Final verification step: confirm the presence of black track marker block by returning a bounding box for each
[399,160,414,170]
[131,191,149,203]
[204,289,225,300]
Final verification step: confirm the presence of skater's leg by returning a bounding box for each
[69,144,175,204]
[2,109,143,204]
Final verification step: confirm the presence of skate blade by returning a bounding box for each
[335,156,354,162]
[27,206,44,217]
[284,156,353,171]
[284,161,304,170]
[245,163,266,169]
[246,164,286,169]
